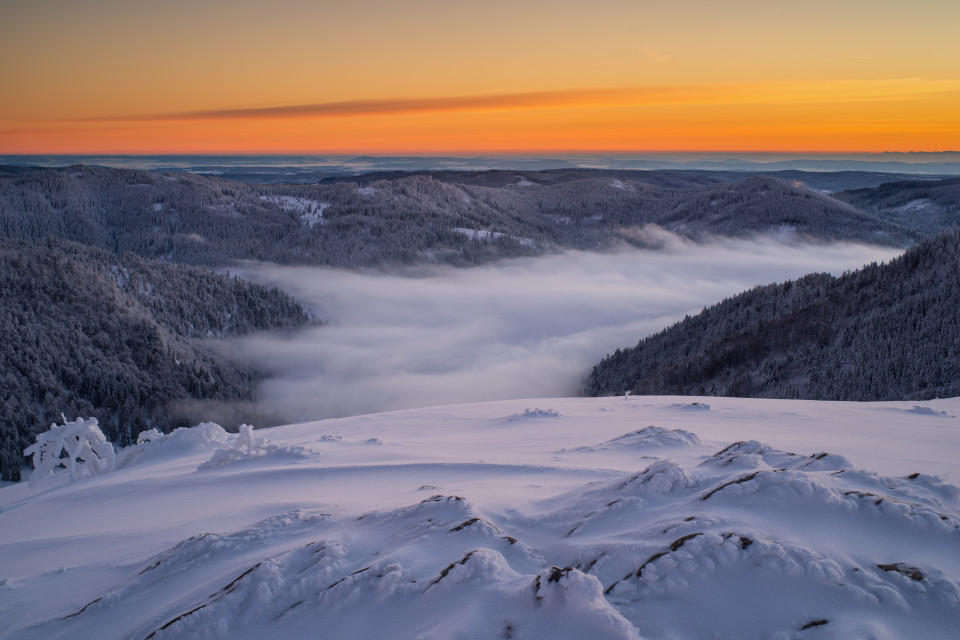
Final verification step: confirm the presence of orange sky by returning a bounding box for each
[2,0,958,154]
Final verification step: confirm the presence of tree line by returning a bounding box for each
[0,238,309,481]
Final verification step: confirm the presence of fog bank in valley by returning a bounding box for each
[222,235,902,423]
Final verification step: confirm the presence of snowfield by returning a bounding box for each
[1,396,958,639]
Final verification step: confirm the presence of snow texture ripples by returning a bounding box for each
[1,396,958,639]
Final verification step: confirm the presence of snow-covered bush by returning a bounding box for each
[136,428,164,445]
[198,424,308,470]
[24,417,116,488]
[507,408,562,420]
[234,424,256,455]
[115,422,234,470]
[24,418,309,484]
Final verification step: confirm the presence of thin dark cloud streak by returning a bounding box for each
[56,78,960,125]
[78,85,737,122]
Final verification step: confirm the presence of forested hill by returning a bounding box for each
[585,227,960,402]
[0,239,310,481]
[0,165,930,269]
[319,166,938,193]
[834,177,960,236]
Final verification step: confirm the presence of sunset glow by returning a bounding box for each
[2,0,958,154]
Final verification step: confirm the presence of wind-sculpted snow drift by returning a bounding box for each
[1,397,958,639]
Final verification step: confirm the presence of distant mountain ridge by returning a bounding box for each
[319,167,946,193]
[585,228,960,402]
[1,165,943,271]
[5,151,960,180]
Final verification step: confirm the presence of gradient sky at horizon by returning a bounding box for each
[2,0,959,154]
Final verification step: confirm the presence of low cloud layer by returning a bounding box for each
[221,236,901,423]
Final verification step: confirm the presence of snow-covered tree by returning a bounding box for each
[24,417,116,487]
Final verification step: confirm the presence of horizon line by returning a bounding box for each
[4,150,960,158]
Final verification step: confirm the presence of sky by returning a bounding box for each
[2,0,959,154]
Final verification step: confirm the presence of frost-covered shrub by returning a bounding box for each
[198,424,308,470]
[136,428,164,445]
[24,417,116,487]
[234,424,256,455]
[116,422,233,469]
[507,408,562,420]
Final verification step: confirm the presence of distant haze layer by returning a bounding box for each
[223,236,901,422]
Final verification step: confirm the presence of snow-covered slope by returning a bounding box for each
[1,396,958,639]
